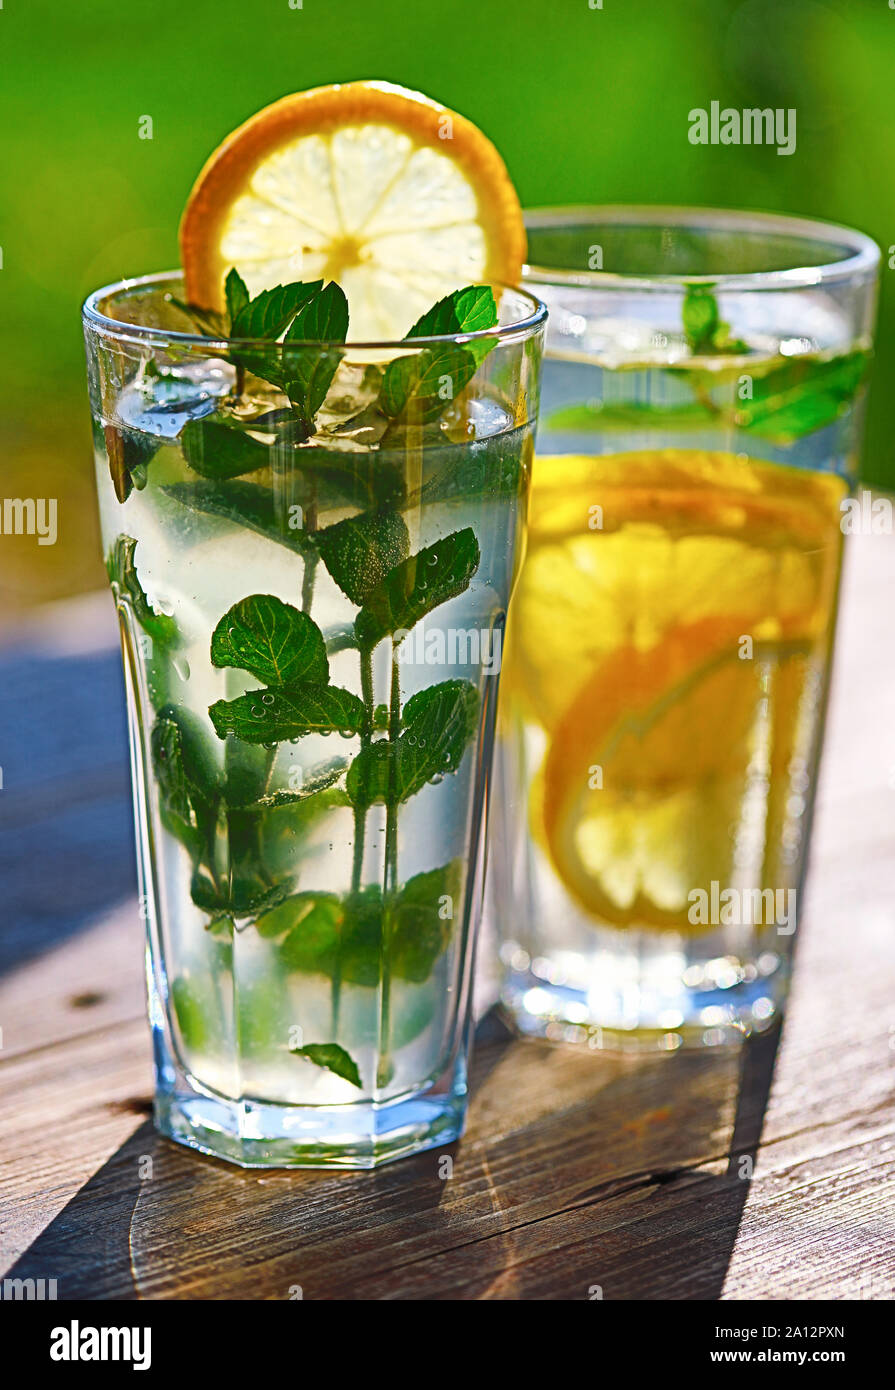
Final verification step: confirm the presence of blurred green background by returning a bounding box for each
[1,0,892,617]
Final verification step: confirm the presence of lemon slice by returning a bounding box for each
[538,628,813,931]
[180,81,525,340]
[502,450,845,734]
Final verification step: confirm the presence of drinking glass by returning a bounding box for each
[83,273,545,1165]
[492,206,878,1049]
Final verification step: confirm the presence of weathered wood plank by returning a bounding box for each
[0,904,144,1060]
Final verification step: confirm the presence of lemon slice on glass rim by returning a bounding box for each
[180,80,526,341]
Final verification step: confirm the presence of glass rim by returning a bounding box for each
[82,270,548,352]
[523,204,880,292]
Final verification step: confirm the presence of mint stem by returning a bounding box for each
[350,648,375,892]
[342,645,376,1031]
[301,488,319,615]
[376,647,401,1089]
[385,653,400,892]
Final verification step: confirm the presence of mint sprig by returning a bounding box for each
[147,278,503,1095]
[547,346,871,445]
[682,284,749,356]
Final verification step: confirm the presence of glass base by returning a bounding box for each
[500,954,787,1052]
[153,1047,468,1170]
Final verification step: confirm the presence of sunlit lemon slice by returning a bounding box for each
[537,624,815,931]
[180,81,525,340]
[502,450,843,734]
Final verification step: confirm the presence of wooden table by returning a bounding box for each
[2,528,895,1302]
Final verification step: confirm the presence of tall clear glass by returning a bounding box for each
[83,274,545,1166]
[493,207,878,1049]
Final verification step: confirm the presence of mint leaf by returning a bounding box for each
[211,594,329,687]
[223,738,276,809]
[682,285,720,354]
[283,282,349,427]
[290,1041,362,1089]
[151,716,194,825]
[274,894,342,971]
[317,510,410,605]
[209,684,365,743]
[106,535,179,647]
[405,285,497,356]
[682,285,748,356]
[224,804,296,915]
[347,679,480,806]
[161,481,316,556]
[181,416,270,480]
[354,528,480,650]
[379,344,477,421]
[255,758,349,806]
[155,703,221,803]
[416,437,527,505]
[546,399,714,432]
[379,285,498,419]
[388,862,461,982]
[150,707,221,876]
[733,349,869,442]
[230,279,324,340]
[257,785,350,884]
[229,278,325,389]
[264,888,381,984]
[225,268,250,326]
[292,446,406,511]
[264,864,460,985]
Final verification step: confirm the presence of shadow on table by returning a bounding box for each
[7,1015,779,1300]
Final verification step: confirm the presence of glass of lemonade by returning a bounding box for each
[84,272,544,1165]
[493,206,878,1049]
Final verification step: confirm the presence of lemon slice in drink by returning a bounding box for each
[538,627,771,930]
[505,450,843,734]
[539,625,823,931]
[180,81,525,339]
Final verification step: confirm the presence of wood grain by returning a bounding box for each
[1,529,894,1300]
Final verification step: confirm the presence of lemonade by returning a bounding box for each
[84,84,545,1165]
[492,208,879,1046]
